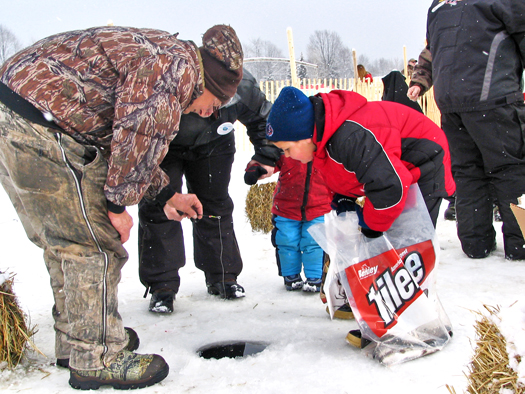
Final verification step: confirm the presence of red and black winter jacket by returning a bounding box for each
[311,90,455,232]
[272,155,333,222]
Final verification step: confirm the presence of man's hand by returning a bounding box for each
[407,85,421,102]
[164,193,203,221]
[108,210,133,243]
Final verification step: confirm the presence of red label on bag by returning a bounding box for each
[396,240,435,287]
[345,240,435,337]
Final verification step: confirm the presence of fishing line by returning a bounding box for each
[192,215,225,291]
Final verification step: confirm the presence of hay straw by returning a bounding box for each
[0,273,39,369]
[463,305,524,394]
[446,384,457,394]
[245,182,276,233]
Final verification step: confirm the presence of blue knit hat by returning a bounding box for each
[266,86,315,141]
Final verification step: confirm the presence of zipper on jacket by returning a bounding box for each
[301,162,313,221]
[55,133,110,361]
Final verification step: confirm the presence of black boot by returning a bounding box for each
[148,289,176,313]
[207,281,245,299]
[444,202,456,221]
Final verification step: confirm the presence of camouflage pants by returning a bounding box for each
[0,103,129,370]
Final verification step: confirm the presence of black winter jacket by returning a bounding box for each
[424,0,525,113]
[171,69,281,166]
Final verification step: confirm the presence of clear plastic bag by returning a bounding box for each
[309,184,452,365]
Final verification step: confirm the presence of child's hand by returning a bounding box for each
[244,163,268,185]
[331,194,357,214]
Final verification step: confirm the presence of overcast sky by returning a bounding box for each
[3,0,430,63]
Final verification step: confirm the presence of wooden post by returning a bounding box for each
[403,45,408,77]
[287,27,299,88]
[352,49,358,91]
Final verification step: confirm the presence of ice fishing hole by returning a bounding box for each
[197,341,268,359]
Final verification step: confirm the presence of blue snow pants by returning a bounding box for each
[271,215,325,279]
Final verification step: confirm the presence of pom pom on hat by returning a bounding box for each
[200,25,243,104]
[266,86,314,142]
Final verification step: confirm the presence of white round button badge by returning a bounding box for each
[217,122,234,135]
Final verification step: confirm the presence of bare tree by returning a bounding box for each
[243,38,288,81]
[338,46,354,78]
[0,25,21,66]
[306,30,351,79]
[357,54,371,70]
[370,57,404,77]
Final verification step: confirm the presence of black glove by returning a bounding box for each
[360,227,383,238]
[244,164,268,185]
[331,194,357,215]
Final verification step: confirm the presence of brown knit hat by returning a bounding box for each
[200,25,244,104]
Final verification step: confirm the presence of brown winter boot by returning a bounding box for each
[69,350,168,390]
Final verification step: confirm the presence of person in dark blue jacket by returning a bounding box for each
[408,0,525,260]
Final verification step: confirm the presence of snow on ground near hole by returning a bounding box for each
[1,150,524,393]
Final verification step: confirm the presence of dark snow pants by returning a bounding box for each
[138,131,243,294]
[442,103,525,259]
[0,103,128,370]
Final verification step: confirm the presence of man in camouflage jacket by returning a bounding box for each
[0,24,243,390]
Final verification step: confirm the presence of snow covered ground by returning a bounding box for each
[1,148,524,394]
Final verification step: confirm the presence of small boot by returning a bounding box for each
[326,303,354,320]
[345,329,372,349]
[303,278,322,293]
[283,274,304,291]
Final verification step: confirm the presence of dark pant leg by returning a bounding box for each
[184,133,243,284]
[271,215,283,276]
[138,153,185,294]
[461,105,525,259]
[414,169,443,228]
[442,112,497,258]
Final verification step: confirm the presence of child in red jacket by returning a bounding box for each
[265,86,455,234]
[270,155,333,292]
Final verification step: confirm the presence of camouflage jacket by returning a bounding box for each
[0,26,204,207]
[409,47,433,96]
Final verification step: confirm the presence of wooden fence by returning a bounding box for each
[234,77,441,153]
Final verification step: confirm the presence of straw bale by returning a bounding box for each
[245,182,276,233]
[463,305,523,394]
[0,273,38,370]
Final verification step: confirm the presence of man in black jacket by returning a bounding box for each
[408,0,525,260]
[139,69,280,311]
